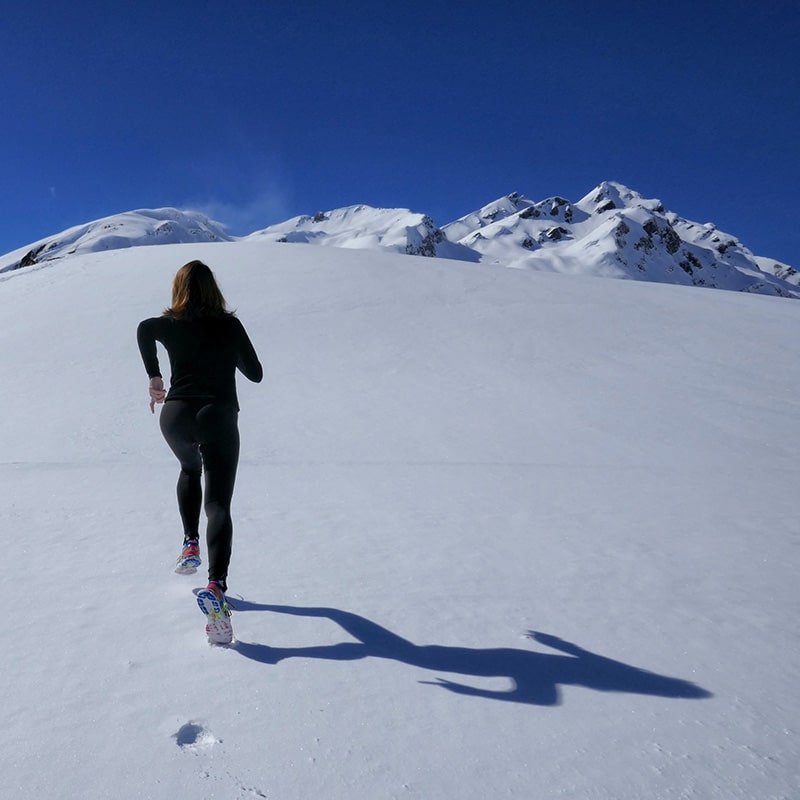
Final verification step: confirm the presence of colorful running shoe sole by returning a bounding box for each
[175,541,201,575]
[174,555,201,575]
[196,588,233,645]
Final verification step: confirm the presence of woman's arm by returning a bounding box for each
[137,318,167,412]
[136,318,164,379]
[235,319,264,383]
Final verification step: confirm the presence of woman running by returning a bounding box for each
[137,260,263,643]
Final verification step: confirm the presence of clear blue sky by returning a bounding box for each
[2,0,798,264]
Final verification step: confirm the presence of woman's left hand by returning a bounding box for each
[149,377,166,413]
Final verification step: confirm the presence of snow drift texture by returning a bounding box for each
[1,181,796,298]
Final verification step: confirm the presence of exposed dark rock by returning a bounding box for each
[18,243,50,268]
[679,251,703,276]
[406,217,445,257]
[774,264,798,282]
[546,197,574,223]
[663,227,681,255]
[544,226,569,241]
[614,220,630,248]
[635,218,681,257]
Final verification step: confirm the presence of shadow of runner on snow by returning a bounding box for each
[228,602,712,706]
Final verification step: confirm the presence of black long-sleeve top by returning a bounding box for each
[137,314,263,409]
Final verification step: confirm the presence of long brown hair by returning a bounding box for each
[164,260,232,319]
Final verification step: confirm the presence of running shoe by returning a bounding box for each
[175,538,201,574]
[196,581,233,645]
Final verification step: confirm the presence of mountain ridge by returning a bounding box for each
[1,181,795,298]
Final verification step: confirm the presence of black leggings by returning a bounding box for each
[159,400,240,588]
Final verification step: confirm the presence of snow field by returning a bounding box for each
[1,241,798,798]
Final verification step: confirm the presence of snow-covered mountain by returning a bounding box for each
[442,182,797,297]
[1,183,796,298]
[0,208,231,273]
[247,205,479,262]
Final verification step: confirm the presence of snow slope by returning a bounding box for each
[1,241,799,799]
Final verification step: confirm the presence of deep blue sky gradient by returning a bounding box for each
[2,0,798,264]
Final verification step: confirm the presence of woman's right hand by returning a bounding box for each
[148,377,166,413]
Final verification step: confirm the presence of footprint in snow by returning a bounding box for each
[174,721,218,752]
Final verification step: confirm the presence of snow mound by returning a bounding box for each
[0,208,231,273]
